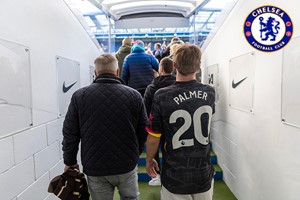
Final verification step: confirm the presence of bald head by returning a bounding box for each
[94,54,119,76]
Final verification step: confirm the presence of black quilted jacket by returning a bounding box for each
[144,75,176,115]
[62,73,148,176]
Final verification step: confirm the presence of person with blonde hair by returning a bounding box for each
[115,37,132,77]
[168,43,181,60]
[146,44,215,200]
[161,37,184,58]
[62,53,147,200]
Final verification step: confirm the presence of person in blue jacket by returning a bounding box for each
[121,40,159,97]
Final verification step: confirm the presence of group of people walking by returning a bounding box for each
[62,37,216,200]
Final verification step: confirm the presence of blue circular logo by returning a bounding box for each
[244,5,293,52]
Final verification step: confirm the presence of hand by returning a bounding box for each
[153,69,159,78]
[146,158,159,178]
[64,163,79,172]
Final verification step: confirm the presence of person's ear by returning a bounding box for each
[94,69,98,77]
[173,62,177,70]
[116,68,120,76]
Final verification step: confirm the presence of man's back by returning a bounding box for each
[144,75,175,115]
[121,41,159,94]
[63,73,147,176]
[115,44,131,77]
[63,54,146,200]
[148,80,215,194]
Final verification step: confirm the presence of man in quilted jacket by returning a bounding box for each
[62,54,148,200]
[121,40,159,97]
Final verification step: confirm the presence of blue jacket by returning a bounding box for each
[121,45,159,92]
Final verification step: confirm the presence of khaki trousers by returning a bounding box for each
[161,179,214,200]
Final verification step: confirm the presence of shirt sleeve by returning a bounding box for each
[146,93,163,138]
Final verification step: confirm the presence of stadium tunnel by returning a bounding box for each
[0,0,299,200]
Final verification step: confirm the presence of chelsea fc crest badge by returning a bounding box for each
[244,5,293,52]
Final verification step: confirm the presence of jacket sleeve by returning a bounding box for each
[135,94,148,155]
[121,56,129,85]
[143,86,153,116]
[115,52,119,60]
[150,56,159,71]
[62,94,80,166]
[161,46,170,58]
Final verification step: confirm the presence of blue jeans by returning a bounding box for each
[87,166,139,200]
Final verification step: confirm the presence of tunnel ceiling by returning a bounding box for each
[94,0,209,20]
[66,0,236,42]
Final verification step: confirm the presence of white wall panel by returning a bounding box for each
[0,39,32,138]
[206,64,219,102]
[14,125,47,164]
[282,35,300,128]
[0,0,100,126]
[56,56,80,117]
[229,52,255,113]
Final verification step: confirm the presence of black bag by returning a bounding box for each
[48,168,89,200]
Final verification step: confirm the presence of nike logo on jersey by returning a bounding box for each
[62,81,77,93]
[232,77,247,89]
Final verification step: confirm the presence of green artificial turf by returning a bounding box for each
[109,180,237,200]
[213,180,237,200]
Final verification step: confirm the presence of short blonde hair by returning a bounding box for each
[94,54,118,74]
[122,37,132,45]
[170,43,180,56]
[173,44,201,75]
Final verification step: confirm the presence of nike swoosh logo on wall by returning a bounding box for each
[232,77,247,89]
[62,81,77,93]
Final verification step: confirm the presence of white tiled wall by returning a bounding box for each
[13,125,47,164]
[0,157,35,200]
[211,120,238,195]
[0,119,65,200]
[44,194,59,200]
[0,0,100,198]
[49,160,64,180]
[0,137,14,173]
[46,118,64,145]
[34,141,60,179]
[17,172,49,200]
